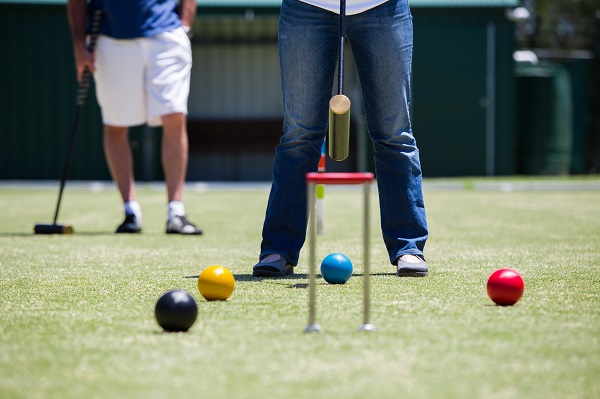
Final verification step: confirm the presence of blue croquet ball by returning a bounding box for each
[155,290,198,332]
[320,253,353,284]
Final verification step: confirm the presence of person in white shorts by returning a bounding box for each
[67,0,202,235]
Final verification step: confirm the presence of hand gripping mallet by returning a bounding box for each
[328,0,351,162]
[34,9,103,235]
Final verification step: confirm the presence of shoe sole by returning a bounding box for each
[166,230,202,235]
[396,259,428,277]
[397,270,428,277]
[115,229,141,234]
[253,265,294,278]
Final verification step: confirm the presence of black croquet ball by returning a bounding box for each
[155,290,198,332]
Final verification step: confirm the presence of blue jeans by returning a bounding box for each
[260,0,428,265]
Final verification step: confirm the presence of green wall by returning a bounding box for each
[411,8,516,176]
[0,3,517,180]
[0,5,165,181]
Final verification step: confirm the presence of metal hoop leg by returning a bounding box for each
[360,181,375,332]
[305,181,321,333]
[304,173,375,333]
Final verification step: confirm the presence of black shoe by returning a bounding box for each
[116,214,142,234]
[166,215,203,235]
[253,254,294,277]
[395,254,428,277]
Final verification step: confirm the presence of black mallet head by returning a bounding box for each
[34,223,74,235]
[155,290,198,332]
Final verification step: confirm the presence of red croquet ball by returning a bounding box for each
[486,268,525,306]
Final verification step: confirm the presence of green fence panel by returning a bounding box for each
[515,62,573,175]
[561,59,591,174]
[0,5,109,180]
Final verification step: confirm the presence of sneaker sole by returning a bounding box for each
[166,230,202,235]
[115,228,141,234]
[252,265,294,278]
[397,270,428,277]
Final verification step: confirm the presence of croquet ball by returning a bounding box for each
[155,290,198,332]
[320,253,353,284]
[486,268,525,306]
[197,265,235,301]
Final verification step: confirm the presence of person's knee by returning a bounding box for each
[161,112,185,124]
[161,113,187,136]
[104,125,128,137]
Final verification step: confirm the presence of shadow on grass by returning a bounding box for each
[0,231,119,237]
[0,232,110,237]
[184,272,396,290]
[183,273,310,282]
[0,231,200,237]
[0,232,39,237]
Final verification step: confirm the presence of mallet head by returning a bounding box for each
[34,224,74,235]
[328,94,351,161]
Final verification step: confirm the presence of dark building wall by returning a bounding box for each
[0,4,518,180]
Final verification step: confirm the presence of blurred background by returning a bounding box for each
[1,0,598,181]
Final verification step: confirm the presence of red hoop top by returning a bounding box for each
[306,172,374,184]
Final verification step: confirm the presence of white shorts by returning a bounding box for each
[94,27,191,127]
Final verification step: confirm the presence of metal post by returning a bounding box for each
[305,181,321,333]
[359,181,375,331]
[316,141,326,234]
[485,21,496,177]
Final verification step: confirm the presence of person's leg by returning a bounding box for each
[103,125,135,202]
[94,35,146,233]
[145,28,201,235]
[256,0,339,274]
[160,112,187,203]
[103,124,142,233]
[347,0,428,271]
[160,112,202,234]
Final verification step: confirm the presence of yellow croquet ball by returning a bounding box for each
[197,265,235,301]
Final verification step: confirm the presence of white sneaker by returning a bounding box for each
[166,215,203,235]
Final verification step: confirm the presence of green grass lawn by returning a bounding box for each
[0,179,599,399]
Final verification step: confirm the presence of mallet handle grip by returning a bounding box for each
[76,9,102,107]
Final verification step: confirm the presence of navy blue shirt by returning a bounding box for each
[89,0,182,39]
